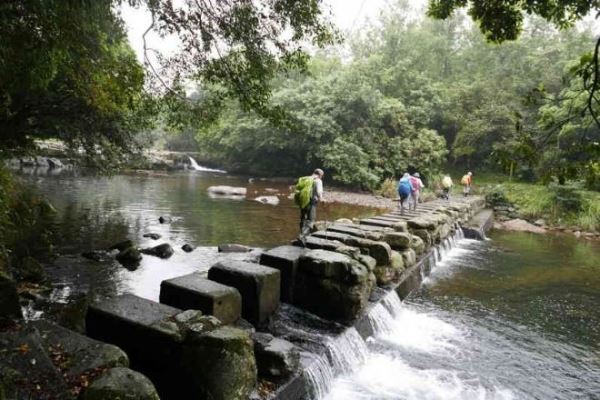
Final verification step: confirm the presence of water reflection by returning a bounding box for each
[18,169,379,302]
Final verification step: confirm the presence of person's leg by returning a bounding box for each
[413,191,419,211]
[300,206,311,237]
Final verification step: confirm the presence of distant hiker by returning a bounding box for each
[409,172,425,211]
[398,173,413,215]
[441,175,453,200]
[461,171,473,197]
[294,168,324,238]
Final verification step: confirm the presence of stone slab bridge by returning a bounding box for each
[1,196,491,400]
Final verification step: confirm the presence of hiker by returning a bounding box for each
[294,168,324,238]
[397,172,413,215]
[461,171,473,196]
[441,175,453,200]
[409,172,425,211]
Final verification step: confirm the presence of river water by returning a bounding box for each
[324,233,600,400]
[18,168,600,399]
[18,168,378,302]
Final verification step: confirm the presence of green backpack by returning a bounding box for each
[294,176,314,209]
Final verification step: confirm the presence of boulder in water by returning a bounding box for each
[207,186,247,196]
[82,250,111,262]
[46,158,63,169]
[218,244,253,253]
[115,247,142,268]
[158,216,172,224]
[143,233,161,240]
[181,243,195,252]
[252,332,299,380]
[254,195,279,205]
[141,243,174,259]
[109,239,134,252]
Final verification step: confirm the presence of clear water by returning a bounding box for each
[323,233,600,400]
[17,168,378,302]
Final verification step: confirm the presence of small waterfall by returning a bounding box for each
[303,353,335,399]
[187,156,227,173]
[306,224,470,399]
[382,291,403,318]
[367,303,396,336]
[367,291,405,336]
[456,225,465,240]
[326,328,368,374]
[303,327,368,399]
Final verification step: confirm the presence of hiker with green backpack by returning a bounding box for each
[294,168,324,238]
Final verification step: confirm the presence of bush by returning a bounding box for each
[548,183,583,214]
[484,185,508,206]
[376,178,398,198]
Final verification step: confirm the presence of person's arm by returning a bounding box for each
[315,179,323,200]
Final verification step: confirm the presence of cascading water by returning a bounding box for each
[187,156,227,173]
[307,226,469,399]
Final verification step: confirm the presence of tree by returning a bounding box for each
[0,0,337,159]
[427,0,600,129]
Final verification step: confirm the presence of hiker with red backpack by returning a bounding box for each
[409,172,425,211]
[294,168,324,238]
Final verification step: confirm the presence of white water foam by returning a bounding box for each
[188,156,227,173]
[376,306,464,355]
[324,354,515,400]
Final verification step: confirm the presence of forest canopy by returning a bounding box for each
[192,1,600,189]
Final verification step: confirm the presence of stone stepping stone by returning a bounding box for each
[160,273,242,324]
[259,246,306,303]
[208,261,280,326]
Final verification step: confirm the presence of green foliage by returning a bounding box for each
[482,181,600,231]
[0,0,155,163]
[0,167,55,275]
[376,178,398,199]
[485,185,508,206]
[427,0,598,43]
[549,183,583,213]
[197,63,447,188]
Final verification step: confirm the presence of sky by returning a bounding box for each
[119,0,428,63]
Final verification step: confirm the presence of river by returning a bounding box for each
[18,168,600,399]
[324,232,600,400]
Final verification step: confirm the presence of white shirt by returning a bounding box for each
[313,175,323,200]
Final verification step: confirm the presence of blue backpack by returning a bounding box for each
[398,179,412,196]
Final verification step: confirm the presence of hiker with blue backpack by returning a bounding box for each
[398,172,413,215]
[294,168,324,238]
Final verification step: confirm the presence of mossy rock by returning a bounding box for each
[80,367,159,400]
[182,326,256,400]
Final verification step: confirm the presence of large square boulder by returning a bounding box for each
[293,249,374,324]
[160,273,242,324]
[208,261,280,326]
[259,246,305,303]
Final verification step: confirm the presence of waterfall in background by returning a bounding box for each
[188,156,227,173]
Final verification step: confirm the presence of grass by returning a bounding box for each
[470,171,600,232]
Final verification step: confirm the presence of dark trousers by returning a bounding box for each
[299,204,316,237]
